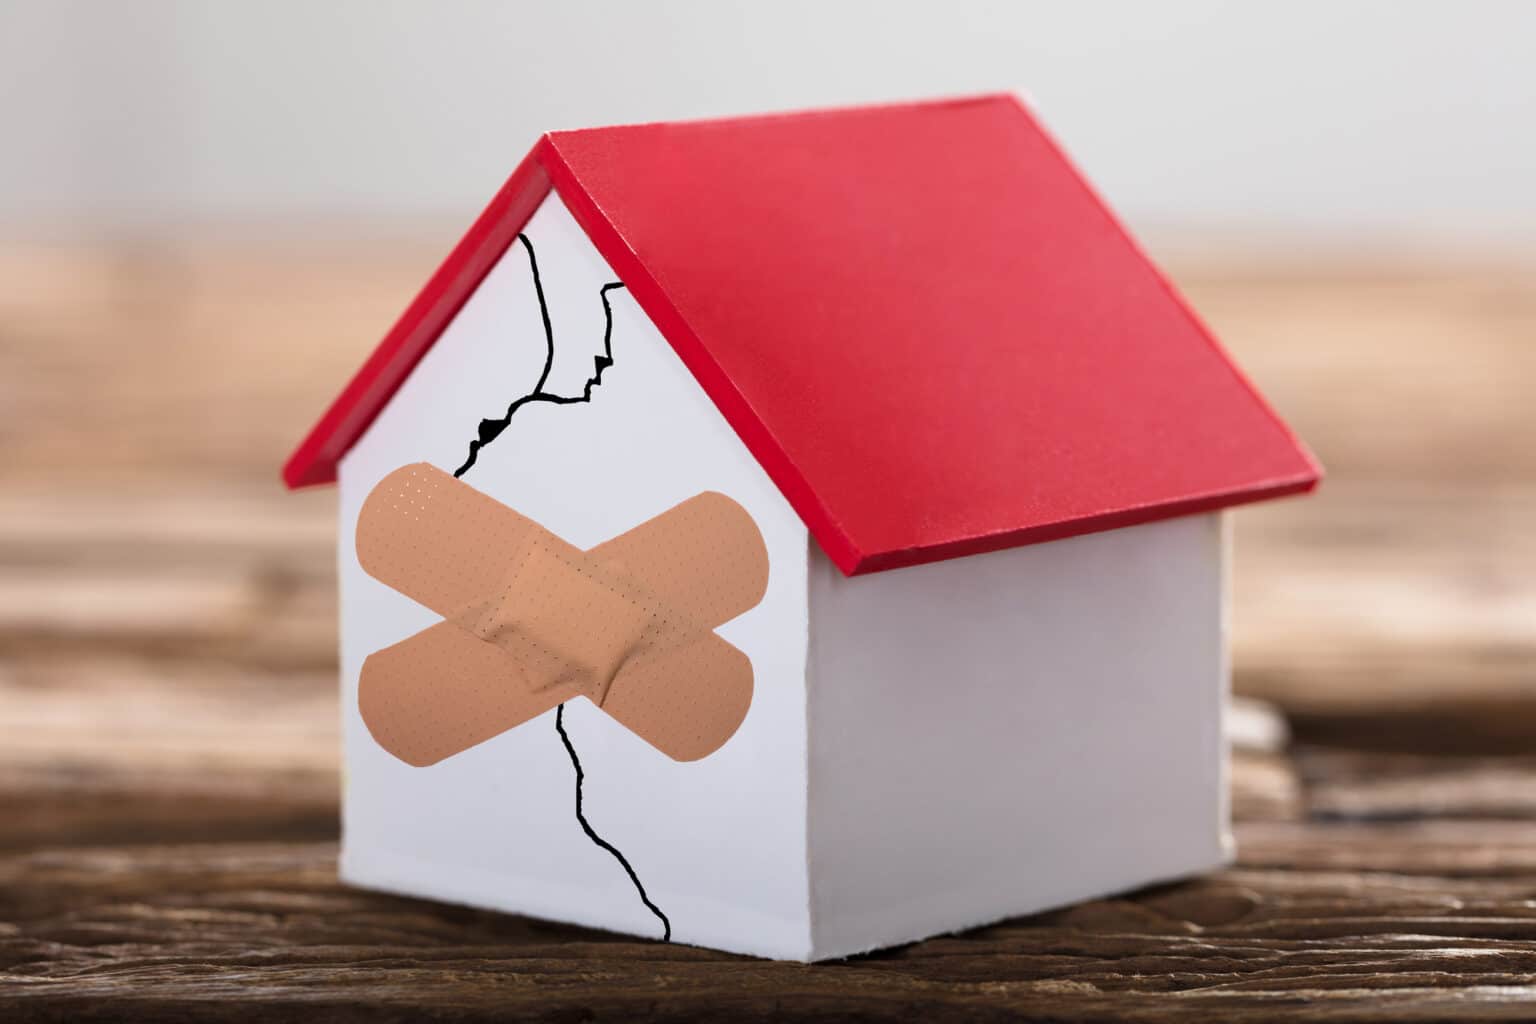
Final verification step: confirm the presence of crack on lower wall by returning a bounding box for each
[554,704,672,941]
[450,232,668,941]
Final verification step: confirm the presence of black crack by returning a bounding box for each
[448,234,666,941]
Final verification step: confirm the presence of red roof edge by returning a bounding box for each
[536,134,865,575]
[281,122,868,571]
[849,472,1319,575]
[281,147,553,488]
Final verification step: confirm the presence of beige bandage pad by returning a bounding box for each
[355,463,769,765]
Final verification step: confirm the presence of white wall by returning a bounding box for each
[336,192,813,957]
[4,1,1535,245]
[807,512,1229,958]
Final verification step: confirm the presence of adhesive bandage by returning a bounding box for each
[355,463,769,765]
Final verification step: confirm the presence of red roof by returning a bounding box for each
[284,94,1319,576]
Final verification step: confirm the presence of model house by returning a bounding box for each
[283,94,1319,960]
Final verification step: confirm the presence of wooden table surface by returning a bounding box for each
[2,239,1534,1021]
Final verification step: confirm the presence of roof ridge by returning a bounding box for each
[544,92,1017,142]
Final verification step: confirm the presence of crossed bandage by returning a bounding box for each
[354,464,769,766]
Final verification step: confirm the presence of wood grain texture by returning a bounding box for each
[1,240,1533,1020]
[8,827,1536,1023]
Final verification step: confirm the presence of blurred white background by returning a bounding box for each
[3,0,1534,249]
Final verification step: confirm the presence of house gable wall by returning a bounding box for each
[337,192,813,958]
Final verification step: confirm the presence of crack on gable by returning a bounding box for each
[452,234,625,478]
[449,233,668,942]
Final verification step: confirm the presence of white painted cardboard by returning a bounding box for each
[338,193,813,958]
[806,513,1229,959]
[335,191,1231,961]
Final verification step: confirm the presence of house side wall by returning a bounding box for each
[336,192,813,958]
[806,512,1229,959]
